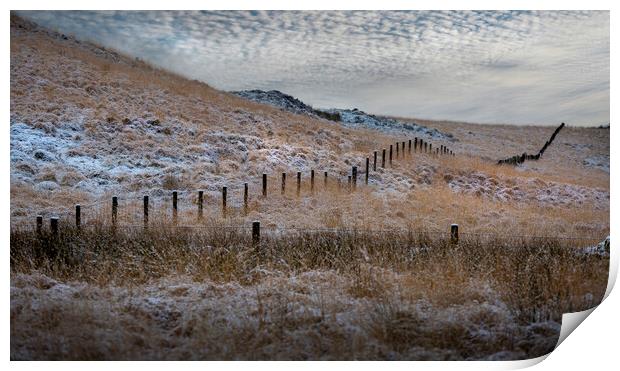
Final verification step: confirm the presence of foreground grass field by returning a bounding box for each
[10,224,608,360]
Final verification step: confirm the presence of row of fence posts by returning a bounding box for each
[371,138,454,173]
[34,213,460,246]
[34,136,456,235]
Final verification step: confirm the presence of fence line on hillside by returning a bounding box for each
[16,134,457,224]
[13,134,606,247]
[497,122,565,165]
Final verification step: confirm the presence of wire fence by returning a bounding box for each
[10,135,607,249]
[11,196,605,250]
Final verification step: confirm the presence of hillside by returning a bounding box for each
[9,14,610,361]
[10,15,609,237]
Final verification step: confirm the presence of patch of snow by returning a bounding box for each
[445,171,609,209]
[583,156,609,173]
[580,236,610,258]
[326,108,454,141]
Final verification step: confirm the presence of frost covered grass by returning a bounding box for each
[10,224,608,360]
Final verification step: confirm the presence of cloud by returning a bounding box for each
[16,10,609,126]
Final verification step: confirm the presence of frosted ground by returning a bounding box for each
[11,271,565,360]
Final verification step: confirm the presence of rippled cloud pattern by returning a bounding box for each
[19,10,609,126]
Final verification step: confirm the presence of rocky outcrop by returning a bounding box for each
[232,90,454,140]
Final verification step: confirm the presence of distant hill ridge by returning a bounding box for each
[231,89,453,140]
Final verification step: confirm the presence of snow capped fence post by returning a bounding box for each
[373,151,377,171]
[311,169,315,194]
[382,149,386,168]
[243,184,248,215]
[451,224,459,244]
[198,191,204,219]
[75,204,81,229]
[50,217,59,237]
[172,191,178,224]
[143,196,149,228]
[365,157,369,185]
[297,172,301,197]
[36,215,43,235]
[281,173,286,195]
[222,187,227,217]
[112,196,118,227]
[252,221,260,245]
[262,174,267,197]
[352,166,357,191]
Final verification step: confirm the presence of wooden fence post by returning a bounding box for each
[243,183,248,214]
[429,143,433,155]
[414,138,418,153]
[373,151,377,171]
[297,171,301,197]
[112,196,118,226]
[382,149,386,168]
[365,157,369,184]
[172,191,178,223]
[75,204,81,229]
[50,217,59,237]
[143,195,149,227]
[402,141,406,157]
[311,169,315,194]
[262,174,267,197]
[408,139,412,154]
[281,172,286,195]
[352,166,357,190]
[389,145,393,166]
[36,215,43,235]
[324,171,328,188]
[222,187,227,216]
[252,221,260,245]
[198,191,204,219]
[451,224,459,244]
[396,142,399,158]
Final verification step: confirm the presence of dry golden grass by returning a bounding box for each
[10,223,608,360]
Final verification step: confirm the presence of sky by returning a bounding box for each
[18,10,610,126]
